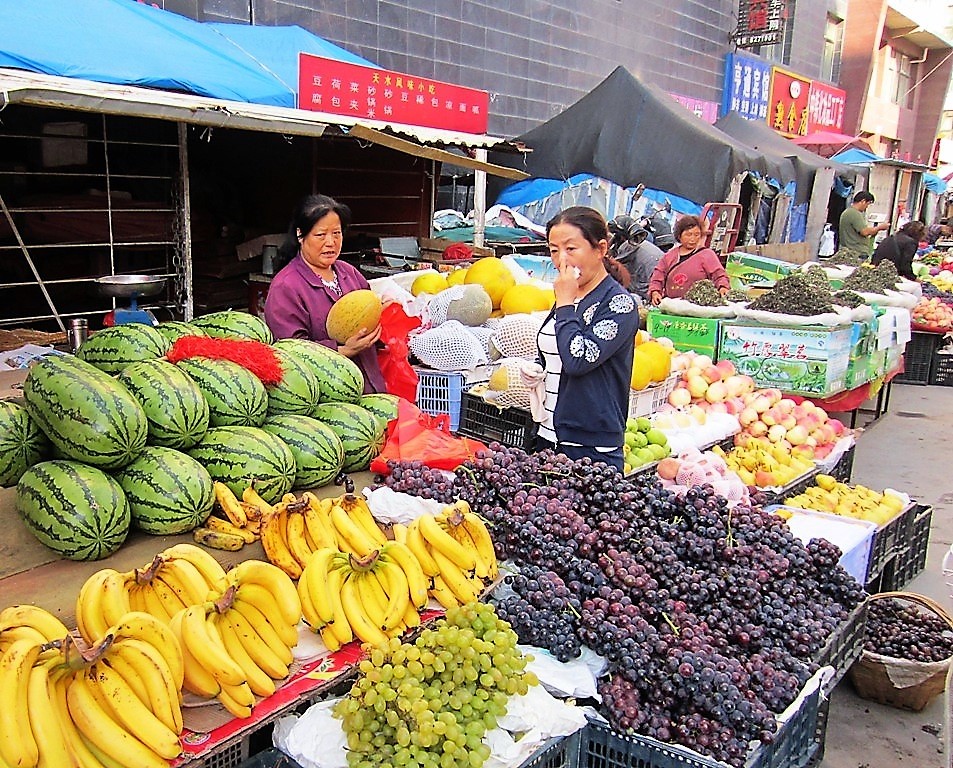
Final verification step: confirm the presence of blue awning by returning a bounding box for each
[924,172,948,194]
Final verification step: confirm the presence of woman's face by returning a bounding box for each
[300,211,344,272]
[678,225,702,249]
[548,222,608,284]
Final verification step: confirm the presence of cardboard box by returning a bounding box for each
[733,242,813,264]
[845,354,872,390]
[725,252,797,290]
[647,312,720,357]
[718,322,853,396]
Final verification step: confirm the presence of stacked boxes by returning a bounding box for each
[646,312,720,357]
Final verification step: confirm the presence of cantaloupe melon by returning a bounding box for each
[326,289,383,343]
[464,257,515,309]
[445,284,493,326]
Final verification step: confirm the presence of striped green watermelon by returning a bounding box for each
[75,324,170,375]
[310,402,385,472]
[187,426,295,504]
[261,415,345,489]
[16,460,130,560]
[266,348,322,416]
[273,338,363,404]
[359,393,400,431]
[176,357,268,428]
[118,359,210,449]
[23,355,148,470]
[0,400,51,487]
[192,311,274,344]
[155,321,207,346]
[115,446,214,534]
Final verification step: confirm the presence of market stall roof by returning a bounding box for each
[791,130,873,157]
[0,0,527,179]
[830,148,935,173]
[488,66,796,205]
[713,112,860,205]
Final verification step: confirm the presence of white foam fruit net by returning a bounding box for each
[426,285,467,327]
[482,357,534,409]
[675,463,709,487]
[408,320,489,371]
[488,314,545,360]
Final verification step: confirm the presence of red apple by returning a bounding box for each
[715,359,737,377]
[702,365,723,385]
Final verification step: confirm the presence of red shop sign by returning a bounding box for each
[767,67,812,137]
[807,81,847,133]
[298,53,489,134]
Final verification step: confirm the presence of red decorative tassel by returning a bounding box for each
[166,336,283,385]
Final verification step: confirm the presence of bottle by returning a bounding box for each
[67,318,89,352]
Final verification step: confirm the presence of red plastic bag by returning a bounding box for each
[378,303,422,401]
[370,399,487,474]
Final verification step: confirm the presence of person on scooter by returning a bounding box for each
[647,214,730,304]
[608,215,664,302]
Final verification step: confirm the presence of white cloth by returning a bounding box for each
[517,360,547,422]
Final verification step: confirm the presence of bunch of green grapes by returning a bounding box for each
[335,602,538,768]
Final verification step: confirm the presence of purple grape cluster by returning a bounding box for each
[864,598,953,662]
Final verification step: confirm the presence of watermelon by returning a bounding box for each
[187,426,296,504]
[191,311,274,344]
[75,324,170,375]
[118,359,210,449]
[16,460,130,560]
[266,348,322,416]
[156,321,207,346]
[273,338,364,404]
[358,393,400,431]
[115,446,214,534]
[176,357,268,428]
[311,402,385,472]
[22,355,148,470]
[0,400,51,487]
[261,415,345,489]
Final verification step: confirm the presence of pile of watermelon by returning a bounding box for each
[1,311,398,561]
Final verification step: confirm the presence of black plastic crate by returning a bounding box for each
[518,731,583,768]
[881,503,933,591]
[894,331,940,385]
[864,502,916,582]
[828,444,855,483]
[806,695,831,768]
[930,350,953,386]
[457,391,536,451]
[812,600,868,692]
[762,467,820,507]
[237,749,299,768]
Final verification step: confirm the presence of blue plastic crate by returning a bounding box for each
[414,368,465,431]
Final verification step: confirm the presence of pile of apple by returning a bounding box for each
[912,296,953,330]
[666,353,758,415]
[735,389,845,460]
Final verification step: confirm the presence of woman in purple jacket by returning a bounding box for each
[647,214,730,304]
[264,194,386,394]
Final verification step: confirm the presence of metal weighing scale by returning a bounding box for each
[95,275,167,325]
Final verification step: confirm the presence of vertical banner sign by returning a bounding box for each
[298,54,489,134]
[767,67,812,136]
[722,52,772,120]
[734,0,786,48]
[807,81,847,133]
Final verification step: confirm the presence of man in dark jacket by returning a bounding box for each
[609,217,665,302]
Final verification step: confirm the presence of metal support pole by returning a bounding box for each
[178,123,194,320]
[473,149,487,249]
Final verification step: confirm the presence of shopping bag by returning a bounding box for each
[370,399,487,474]
[378,303,422,401]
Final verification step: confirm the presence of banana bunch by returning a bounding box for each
[260,490,387,580]
[406,501,498,608]
[0,604,70,654]
[76,544,228,641]
[0,610,184,768]
[298,541,429,650]
[170,559,301,719]
[192,482,264,551]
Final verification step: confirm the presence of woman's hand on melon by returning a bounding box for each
[339,324,382,357]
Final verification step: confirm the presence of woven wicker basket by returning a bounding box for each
[848,591,953,712]
[0,328,67,353]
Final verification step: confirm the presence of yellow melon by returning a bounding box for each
[326,289,383,343]
[638,340,672,383]
[631,347,654,390]
[500,284,554,315]
[446,267,469,286]
[411,272,449,297]
[464,257,515,309]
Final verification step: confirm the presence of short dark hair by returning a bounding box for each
[673,214,703,242]
[853,191,875,204]
[279,194,352,261]
[900,220,926,239]
[546,206,609,247]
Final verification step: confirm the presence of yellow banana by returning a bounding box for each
[301,548,339,627]
[340,573,388,646]
[169,610,219,699]
[49,670,104,768]
[0,624,49,652]
[324,567,353,647]
[229,560,302,626]
[429,574,463,609]
[406,519,441,577]
[381,541,429,609]
[100,570,134,629]
[88,661,181,759]
[233,587,298,650]
[229,599,294,667]
[217,681,254,718]
[146,576,189,623]
[97,647,149,708]
[135,581,174,623]
[337,494,387,546]
[180,605,245,687]
[193,527,246,552]
[402,601,421,631]
[242,486,275,517]
[204,515,256,544]
[157,558,211,607]
[319,624,342,652]
[329,503,377,557]
[259,506,303,579]
[214,613,275,698]
[126,583,149,615]
[377,560,411,632]
[75,569,114,643]
[302,494,338,550]
[0,604,69,642]
[354,570,388,630]
[391,522,408,544]
[107,611,184,693]
[286,511,315,570]
[214,481,248,527]
[418,514,476,572]
[108,637,183,735]
[161,544,228,592]
[460,511,498,579]
[226,607,289,680]
[431,549,480,604]
[0,638,41,768]
[26,660,76,768]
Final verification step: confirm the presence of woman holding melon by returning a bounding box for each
[264,194,386,394]
[533,206,638,472]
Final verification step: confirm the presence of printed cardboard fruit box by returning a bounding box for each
[646,311,720,358]
[725,252,796,291]
[718,322,853,396]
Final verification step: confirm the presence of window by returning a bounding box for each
[888,49,917,109]
[821,15,843,82]
[753,0,796,65]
